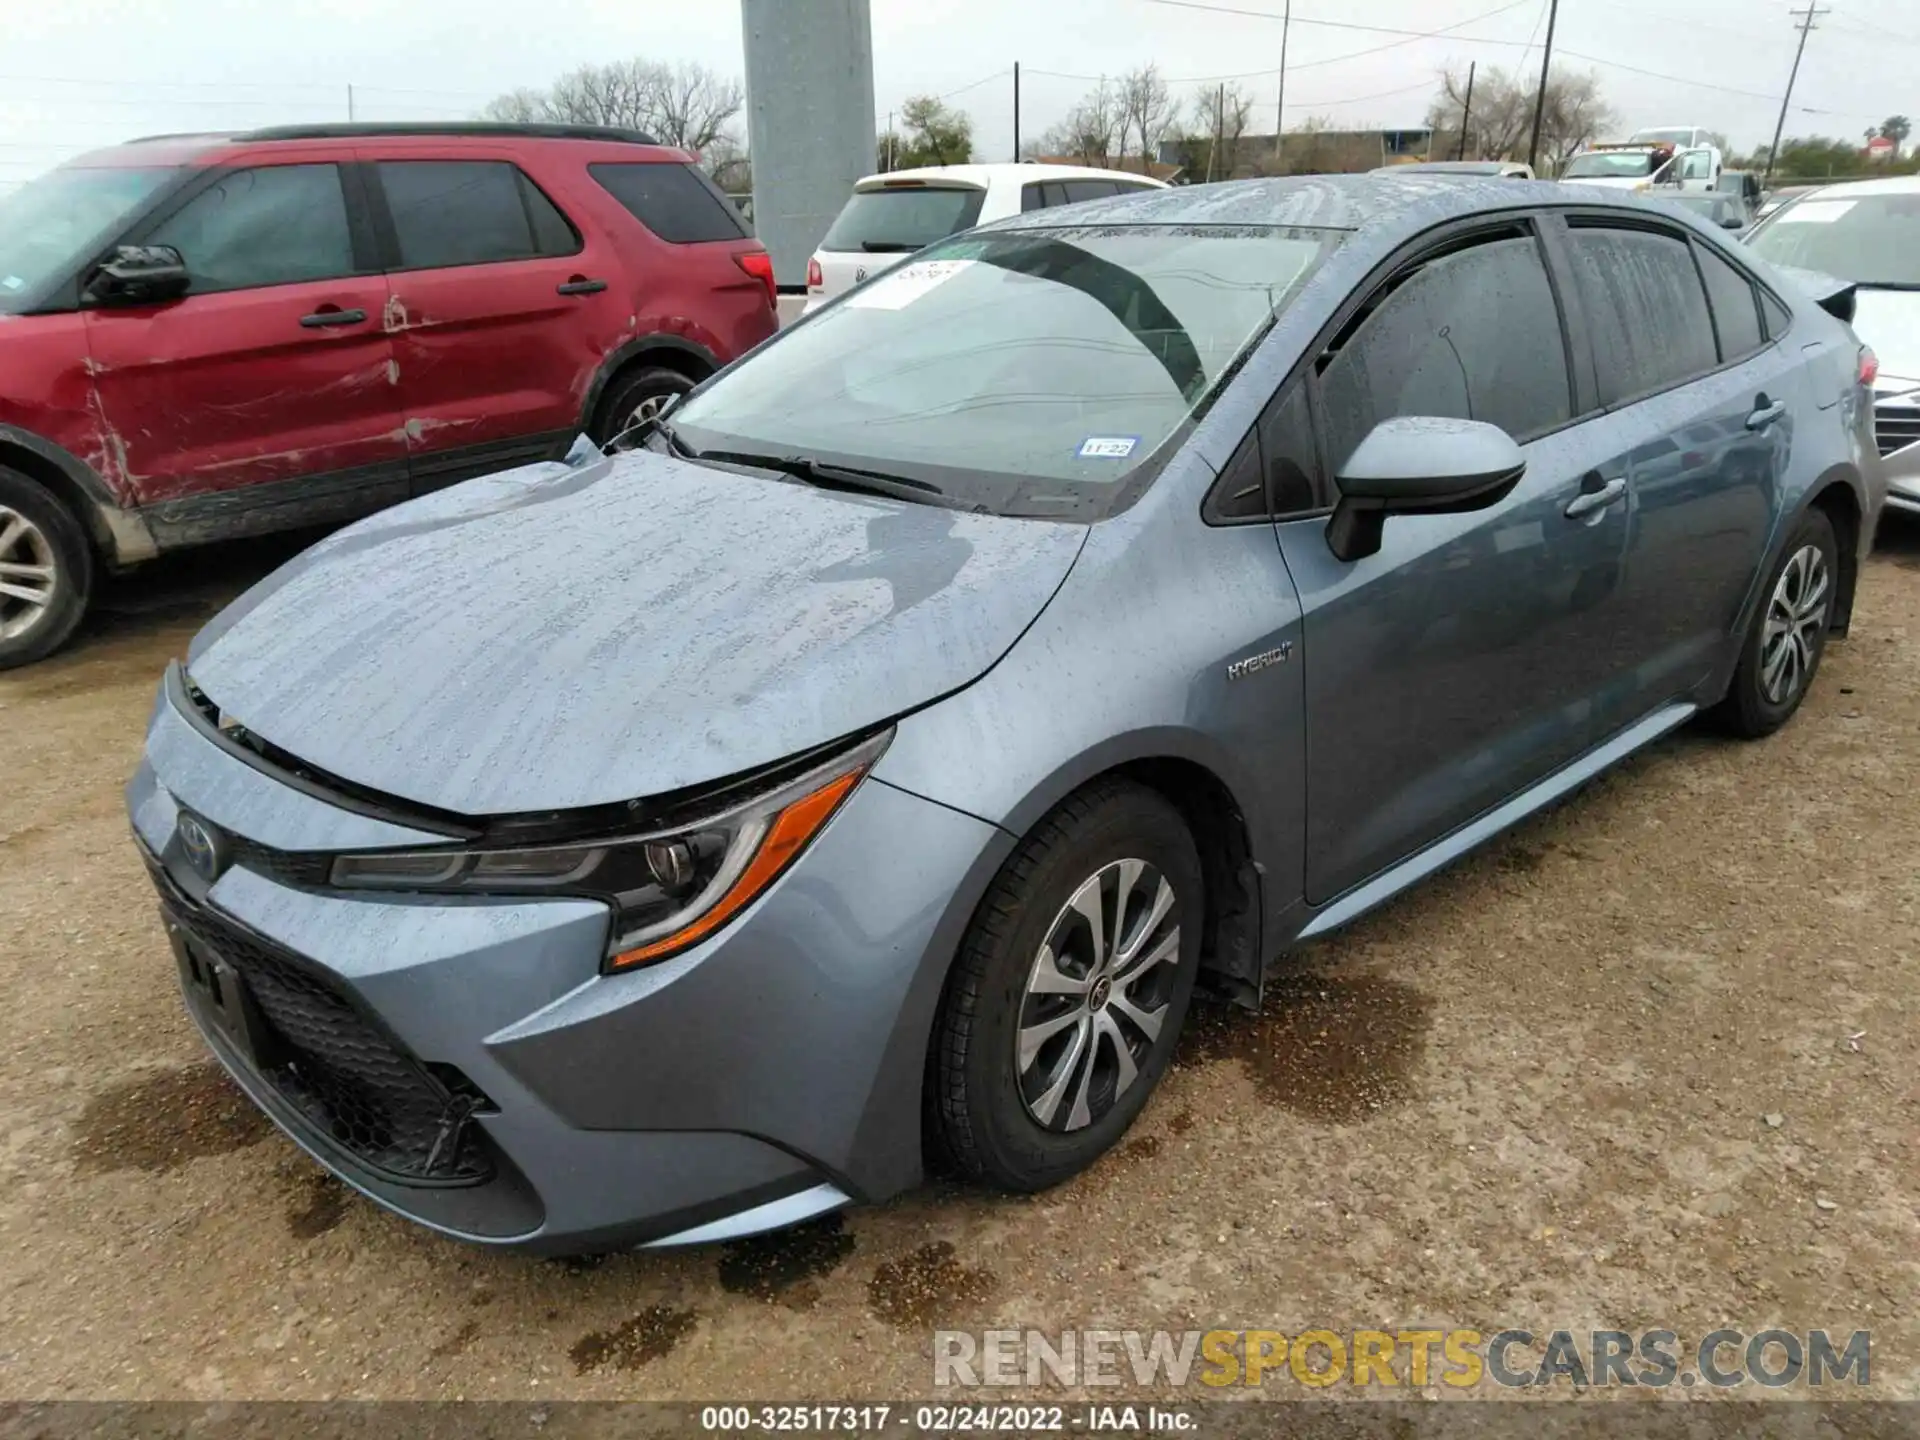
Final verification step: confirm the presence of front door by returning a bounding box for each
[1274,223,1635,905]
[85,158,406,527]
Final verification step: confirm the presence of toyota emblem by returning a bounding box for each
[176,811,228,883]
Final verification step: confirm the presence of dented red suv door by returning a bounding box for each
[82,148,408,517]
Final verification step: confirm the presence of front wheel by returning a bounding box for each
[931,780,1203,1192]
[590,366,696,452]
[0,468,93,670]
[1712,507,1838,738]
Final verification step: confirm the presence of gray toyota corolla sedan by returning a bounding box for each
[129,175,1883,1253]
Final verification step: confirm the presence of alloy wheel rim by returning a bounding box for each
[1016,858,1181,1133]
[1760,543,1830,706]
[0,505,57,642]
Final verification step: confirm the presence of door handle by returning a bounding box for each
[1746,397,1788,431]
[1565,476,1627,519]
[556,277,608,296]
[299,307,368,328]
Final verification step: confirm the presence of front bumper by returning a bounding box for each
[128,686,1007,1253]
[1875,381,1920,517]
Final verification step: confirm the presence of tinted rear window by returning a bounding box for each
[819,186,986,253]
[590,162,748,244]
[376,161,578,268]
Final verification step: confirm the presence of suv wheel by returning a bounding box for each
[1713,507,1838,738]
[932,780,1203,1191]
[0,468,92,670]
[592,366,696,451]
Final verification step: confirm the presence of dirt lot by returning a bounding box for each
[1,527,1916,1405]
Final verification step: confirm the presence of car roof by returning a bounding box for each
[854,162,1167,191]
[64,123,681,170]
[1376,161,1520,175]
[1786,174,1920,198]
[990,171,1613,235]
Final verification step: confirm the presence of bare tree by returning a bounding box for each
[483,59,743,157]
[1186,82,1256,179]
[1035,80,1125,166]
[1427,64,1612,170]
[1119,64,1175,171]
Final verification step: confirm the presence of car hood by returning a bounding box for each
[186,447,1087,817]
[1853,286,1920,388]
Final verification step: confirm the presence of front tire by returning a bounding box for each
[1713,507,1838,738]
[590,366,696,452]
[931,780,1203,1191]
[0,468,92,670]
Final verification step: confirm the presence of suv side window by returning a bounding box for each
[1318,233,1573,476]
[1063,180,1120,203]
[375,161,579,270]
[1020,182,1047,213]
[590,162,749,243]
[1695,243,1765,362]
[1563,224,1718,405]
[146,164,355,293]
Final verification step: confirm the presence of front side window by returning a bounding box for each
[1745,192,1920,288]
[146,164,354,293]
[0,163,176,312]
[1563,225,1718,405]
[819,186,986,254]
[376,161,577,269]
[1318,234,1573,475]
[672,223,1343,519]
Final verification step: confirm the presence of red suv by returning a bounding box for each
[0,123,779,666]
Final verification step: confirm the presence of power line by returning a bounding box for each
[1554,48,1788,101]
[1140,0,1541,46]
[937,68,1013,100]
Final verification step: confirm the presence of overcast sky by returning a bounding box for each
[2,0,1913,189]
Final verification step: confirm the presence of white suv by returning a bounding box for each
[804,162,1170,313]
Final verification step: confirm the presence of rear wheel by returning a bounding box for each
[931,781,1203,1191]
[590,365,698,452]
[0,468,92,670]
[1712,507,1838,738]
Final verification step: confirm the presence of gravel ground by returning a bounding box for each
[0,526,1915,1404]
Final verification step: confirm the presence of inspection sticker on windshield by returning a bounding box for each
[846,259,973,310]
[1779,199,1854,224]
[1077,436,1140,459]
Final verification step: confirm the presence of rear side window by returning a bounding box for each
[147,164,355,293]
[1563,225,1718,405]
[376,161,578,269]
[589,162,748,244]
[1695,244,1765,361]
[1762,289,1792,339]
[820,186,986,253]
[1063,180,1120,203]
[1319,234,1573,475]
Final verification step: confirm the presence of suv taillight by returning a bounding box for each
[734,250,777,310]
[807,257,823,290]
[1860,346,1879,388]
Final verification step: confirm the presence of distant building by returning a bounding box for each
[1159,126,1436,181]
[1030,153,1186,184]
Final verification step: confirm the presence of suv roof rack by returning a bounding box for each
[229,122,663,145]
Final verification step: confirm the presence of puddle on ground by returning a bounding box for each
[867,1242,995,1329]
[1176,973,1432,1124]
[717,1213,855,1309]
[71,1061,273,1174]
[570,1305,699,1373]
[286,1171,350,1239]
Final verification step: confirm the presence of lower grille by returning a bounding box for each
[1875,401,1920,459]
[160,878,494,1187]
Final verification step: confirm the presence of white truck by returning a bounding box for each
[1561,135,1723,193]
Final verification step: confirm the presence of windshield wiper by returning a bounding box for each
[860,241,920,253]
[684,447,984,512]
[1855,281,1920,292]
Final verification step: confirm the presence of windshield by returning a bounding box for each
[820,186,987,253]
[673,223,1341,519]
[1631,128,1697,147]
[1563,151,1661,179]
[1746,192,1920,288]
[0,163,176,312]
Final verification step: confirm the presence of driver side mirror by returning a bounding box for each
[85,245,191,307]
[1325,417,1527,563]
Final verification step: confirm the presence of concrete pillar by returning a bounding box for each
[743,0,876,288]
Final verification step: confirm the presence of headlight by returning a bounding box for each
[330,731,889,970]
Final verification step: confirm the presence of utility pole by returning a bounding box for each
[1274,0,1291,171]
[1013,63,1022,160]
[885,110,894,171]
[1457,62,1476,160]
[347,84,356,122]
[1208,82,1224,182]
[1524,0,1559,174]
[1766,6,1826,182]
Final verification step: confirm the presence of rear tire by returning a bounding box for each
[931,780,1203,1192]
[1711,507,1838,738]
[590,365,698,451]
[0,468,92,670]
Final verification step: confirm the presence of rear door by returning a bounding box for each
[84,154,406,526]
[368,155,622,492]
[811,181,985,304]
[1548,216,1785,713]
[1272,220,1640,904]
